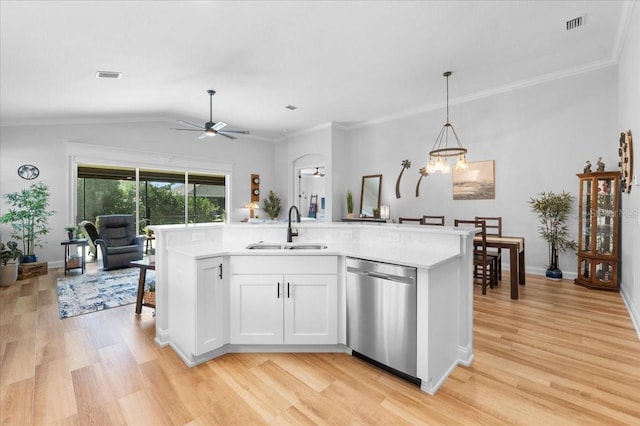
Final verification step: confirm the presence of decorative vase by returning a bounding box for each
[545,269,563,280]
[0,263,19,286]
[21,254,38,264]
[347,213,354,219]
[67,231,74,241]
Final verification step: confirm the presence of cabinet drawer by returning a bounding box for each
[230,255,337,275]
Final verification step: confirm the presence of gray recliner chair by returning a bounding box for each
[96,214,146,270]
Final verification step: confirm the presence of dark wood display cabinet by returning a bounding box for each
[574,171,620,290]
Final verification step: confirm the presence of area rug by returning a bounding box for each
[56,267,155,318]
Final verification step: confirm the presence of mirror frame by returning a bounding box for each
[359,174,382,218]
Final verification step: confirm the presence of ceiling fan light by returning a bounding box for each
[205,128,217,136]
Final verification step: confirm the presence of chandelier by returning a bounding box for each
[426,71,468,174]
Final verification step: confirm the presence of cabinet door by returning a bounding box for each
[230,274,283,344]
[284,274,337,345]
[195,257,224,355]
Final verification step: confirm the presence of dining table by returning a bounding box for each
[474,235,526,300]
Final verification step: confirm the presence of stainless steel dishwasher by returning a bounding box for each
[346,257,419,384]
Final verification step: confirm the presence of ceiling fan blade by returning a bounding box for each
[198,132,208,140]
[218,132,237,140]
[172,128,202,131]
[219,130,250,134]
[177,120,205,130]
[212,121,228,131]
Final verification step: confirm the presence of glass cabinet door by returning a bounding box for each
[580,178,592,252]
[595,177,615,255]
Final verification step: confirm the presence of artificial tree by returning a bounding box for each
[0,182,55,263]
[529,190,577,279]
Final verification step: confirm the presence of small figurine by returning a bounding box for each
[583,160,592,173]
[596,157,605,172]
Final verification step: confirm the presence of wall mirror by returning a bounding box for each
[359,174,382,218]
[294,153,327,221]
[297,166,326,221]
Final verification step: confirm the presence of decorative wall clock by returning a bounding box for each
[17,164,39,180]
[619,130,633,193]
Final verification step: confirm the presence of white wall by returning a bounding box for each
[0,121,275,263]
[618,3,640,336]
[347,66,619,277]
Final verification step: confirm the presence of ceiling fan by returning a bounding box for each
[172,90,249,140]
[313,167,325,177]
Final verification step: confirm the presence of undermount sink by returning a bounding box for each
[285,243,328,250]
[245,243,284,250]
[246,242,328,250]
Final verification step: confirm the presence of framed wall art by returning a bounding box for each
[452,160,495,200]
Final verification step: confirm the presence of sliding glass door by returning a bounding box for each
[77,165,226,226]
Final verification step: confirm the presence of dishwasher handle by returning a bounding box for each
[363,270,392,280]
[347,267,414,284]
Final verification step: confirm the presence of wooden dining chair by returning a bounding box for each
[455,219,497,294]
[399,217,424,224]
[476,216,502,280]
[422,215,445,226]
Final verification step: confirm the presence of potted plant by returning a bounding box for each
[64,225,77,241]
[0,182,55,263]
[346,190,354,218]
[529,190,577,279]
[0,241,23,286]
[262,190,281,220]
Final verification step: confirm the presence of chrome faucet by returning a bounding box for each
[287,205,301,242]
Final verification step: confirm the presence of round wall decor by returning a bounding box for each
[619,130,633,193]
[17,164,39,180]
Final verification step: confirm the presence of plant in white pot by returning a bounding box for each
[0,241,22,286]
[0,182,55,263]
[346,190,354,218]
[529,190,577,279]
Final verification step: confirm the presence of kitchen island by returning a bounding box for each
[152,222,476,395]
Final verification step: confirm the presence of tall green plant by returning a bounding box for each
[529,190,577,271]
[0,182,55,256]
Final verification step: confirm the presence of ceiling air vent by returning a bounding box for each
[566,15,586,31]
[96,71,122,79]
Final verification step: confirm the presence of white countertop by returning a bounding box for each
[166,237,462,270]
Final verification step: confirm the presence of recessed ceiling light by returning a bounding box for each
[285,105,298,111]
[96,71,122,79]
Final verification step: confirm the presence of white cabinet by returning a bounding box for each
[195,257,226,354]
[229,256,338,345]
[167,253,225,360]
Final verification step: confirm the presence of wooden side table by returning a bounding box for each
[60,239,88,275]
[130,259,156,314]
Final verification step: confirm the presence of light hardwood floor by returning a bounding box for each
[1,263,639,425]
